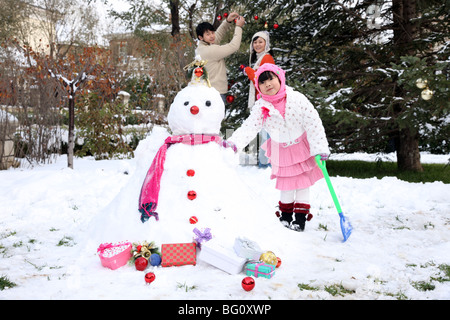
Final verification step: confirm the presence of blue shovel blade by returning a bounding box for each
[339,212,353,242]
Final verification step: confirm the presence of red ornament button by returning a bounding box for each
[186,169,195,177]
[189,216,198,224]
[187,190,197,200]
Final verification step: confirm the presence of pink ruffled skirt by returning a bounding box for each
[261,132,323,190]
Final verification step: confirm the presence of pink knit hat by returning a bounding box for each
[254,64,286,103]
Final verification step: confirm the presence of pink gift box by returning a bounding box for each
[97,241,132,270]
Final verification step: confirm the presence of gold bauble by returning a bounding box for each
[416,78,428,89]
[260,251,278,266]
[421,88,433,100]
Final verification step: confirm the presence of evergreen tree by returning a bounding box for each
[222,0,449,171]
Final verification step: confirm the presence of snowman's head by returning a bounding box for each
[167,84,225,135]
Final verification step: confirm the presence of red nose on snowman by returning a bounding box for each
[190,106,199,115]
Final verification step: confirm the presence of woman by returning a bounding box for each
[241,31,275,167]
[242,31,275,107]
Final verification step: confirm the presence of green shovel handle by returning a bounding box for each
[315,155,343,214]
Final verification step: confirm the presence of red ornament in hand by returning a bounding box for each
[135,257,148,271]
[241,277,255,291]
[194,67,203,77]
[226,95,235,104]
[145,272,156,284]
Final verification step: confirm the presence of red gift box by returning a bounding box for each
[161,242,197,267]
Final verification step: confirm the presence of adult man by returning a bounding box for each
[195,12,245,103]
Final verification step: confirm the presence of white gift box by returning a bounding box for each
[233,237,263,261]
[198,239,247,274]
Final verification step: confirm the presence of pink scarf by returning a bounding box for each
[138,134,221,222]
[255,64,287,117]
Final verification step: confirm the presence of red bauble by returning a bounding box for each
[135,257,148,271]
[273,23,279,29]
[187,190,197,200]
[190,106,199,115]
[254,15,259,20]
[145,272,156,284]
[276,257,282,268]
[186,169,195,177]
[226,95,235,104]
[217,15,222,21]
[189,216,198,224]
[194,67,203,77]
[242,277,255,291]
[223,13,228,18]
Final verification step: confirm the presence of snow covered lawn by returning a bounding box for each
[1,138,449,300]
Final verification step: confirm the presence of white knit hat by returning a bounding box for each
[249,31,271,64]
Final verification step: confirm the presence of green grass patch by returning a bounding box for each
[326,160,450,183]
[0,275,17,290]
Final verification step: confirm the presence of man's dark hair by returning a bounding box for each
[196,22,215,39]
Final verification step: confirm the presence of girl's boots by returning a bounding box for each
[275,201,294,228]
[276,202,313,231]
[291,203,313,232]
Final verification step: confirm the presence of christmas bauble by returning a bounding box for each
[150,253,161,266]
[194,67,204,77]
[226,95,235,103]
[273,23,279,29]
[416,78,427,89]
[260,251,277,266]
[187,190,197,200]
[145,272,156,284]
[254,15,259,20]
[186,169,195,177]
[135,257,148,271]
[217,15,222,21]
[189,216,198,224]
[421,88,433,100]
[276,257,282,268]
[190,106,199,115]
[241,277,255,291]
[224,13,228,18]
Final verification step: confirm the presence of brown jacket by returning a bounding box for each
[196,21,243,94]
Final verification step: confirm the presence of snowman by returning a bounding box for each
[89,58,278,248]
[135,58,262,244]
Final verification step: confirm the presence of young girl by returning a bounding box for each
[229,64,330,231]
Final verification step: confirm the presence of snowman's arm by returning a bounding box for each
[228,105,263,151]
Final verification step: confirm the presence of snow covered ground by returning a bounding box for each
[1,127,449,301]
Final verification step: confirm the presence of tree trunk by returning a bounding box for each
[392,0,423,171]
[169,0,180,38]
[397,128,423,172]
[67,94,75,169]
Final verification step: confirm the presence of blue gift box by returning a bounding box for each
[245,262,275,279]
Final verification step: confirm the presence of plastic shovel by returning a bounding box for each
[315,155,353,242]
